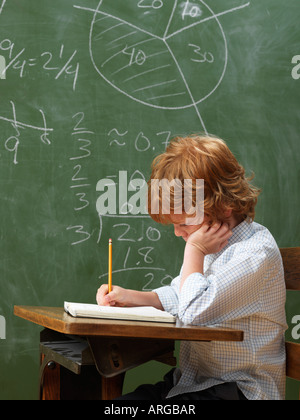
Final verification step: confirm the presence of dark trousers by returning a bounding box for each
[116,369,247,401]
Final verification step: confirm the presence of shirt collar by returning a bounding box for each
[228,219,253,244]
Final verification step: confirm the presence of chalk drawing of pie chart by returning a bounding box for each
[89,0,227,110]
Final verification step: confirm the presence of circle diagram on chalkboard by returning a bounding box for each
[74,0,250,125]
[89,0,227,111]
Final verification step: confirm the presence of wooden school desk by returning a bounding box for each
[14,306,244,400]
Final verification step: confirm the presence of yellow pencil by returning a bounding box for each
[108,238,112,293]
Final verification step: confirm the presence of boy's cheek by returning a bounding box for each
[186,225,202,236]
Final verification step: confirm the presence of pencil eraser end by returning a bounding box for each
[109,238,112,243]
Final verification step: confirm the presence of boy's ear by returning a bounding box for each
[223,208,233,218]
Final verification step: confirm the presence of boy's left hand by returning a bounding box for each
[187,222,232,256]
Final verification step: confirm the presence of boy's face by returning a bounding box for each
[171,209,239,241]
[171,214,208,242]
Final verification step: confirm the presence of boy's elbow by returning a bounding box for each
[177,299,217,326]
[177,308,198,325]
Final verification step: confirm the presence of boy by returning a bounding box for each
[96,135,287,400]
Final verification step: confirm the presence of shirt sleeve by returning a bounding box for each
[178,245,277,326]
[153,274,180,316]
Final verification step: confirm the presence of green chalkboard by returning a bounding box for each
[0,0,299,400]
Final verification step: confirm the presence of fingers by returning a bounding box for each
[206,222,233,253]
[96,285,125,307]
[216,224,233,251]
[194,221,214,235]
[96,284,112,306]
[209,222,232,237]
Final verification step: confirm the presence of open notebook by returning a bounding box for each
[64,302,176,324]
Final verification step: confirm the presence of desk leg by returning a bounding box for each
[40,351,124,400]
[40,351,104,400]
[101,373,125,400]
[40,353,60,400]
[39,334,175,400]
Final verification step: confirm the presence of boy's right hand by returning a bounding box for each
[96,284,128,307]
[96,284,164,310]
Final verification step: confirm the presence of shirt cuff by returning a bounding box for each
[153,286,179,316]
[178,272,210,323]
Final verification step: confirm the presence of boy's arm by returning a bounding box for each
[96,284,164,310]
[180,222,232,290]
[96,223,231,311]
[177,246,274,325]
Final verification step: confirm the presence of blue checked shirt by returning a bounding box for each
[154,221,287,400]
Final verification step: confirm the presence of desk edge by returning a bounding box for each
[14,305,244,342]
[14,305,71,334]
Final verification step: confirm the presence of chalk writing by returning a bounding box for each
[181,1,203,20]
[108,128,172,152]
[0,0,6,16]
[142,272,173,290]
[0,39,79,91]
[98,261,173,291]
[0,315,6,340]
[0,101,53,164]
[113,222,161,243]
[75,0,251,133]
[0,54,5,79]
[98,192,172,288]
[138,0,164,10]
[122,45,147,66]
[188,43,214,63]
[67,112,94,245]
[94,121,176,290]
